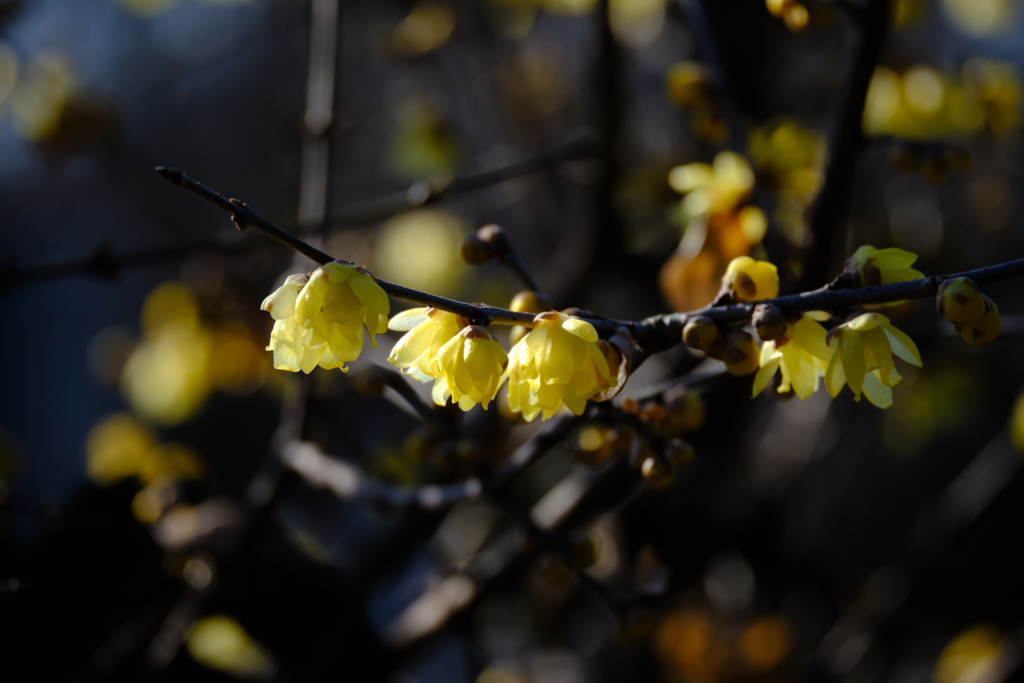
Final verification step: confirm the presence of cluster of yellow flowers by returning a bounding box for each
[262,246,998,418]
[864,60,1022,140]
[695,250,928,409]
[262,261,619,421]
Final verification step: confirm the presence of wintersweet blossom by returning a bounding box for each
[724,256,779,302]
[262,262,389,373]
[432,326,509,410]
[845,245,924,287]
[824,313,922,408]
[505,312,616,422]
[753,312,834,400]
[387,307,466,382]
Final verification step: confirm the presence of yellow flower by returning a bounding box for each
[824,313,922,408]
[669,151,755,218]
[845,245,923,287]
[432,326,509,411]
[724,256,779,302]
[387,307,466,382]
[505,312,616,422]
[262,262,389,373]
[753,312,834,400]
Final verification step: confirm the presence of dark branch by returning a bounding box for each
[0,235,247,295]
[800,0,893,289]
[327,135,599,227]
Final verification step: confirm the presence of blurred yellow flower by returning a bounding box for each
[505,312,615,421]
[122,283,212,425]
[934,624,1005,683]
[433,326,509,410]
[86,413,155,485]
[186,615,274,680]
[825,313,922,408]
[661,152,769,311]
[387,307,466,382]
[263,262,390,373]
[724,256,779,302]
[753,312,833,399]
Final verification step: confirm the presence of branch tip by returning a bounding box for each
[155,166,183,184]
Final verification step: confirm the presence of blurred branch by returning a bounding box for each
[283,441,482,510]
[297,0,338,231]
[0,235,247,295]
[800,0,893,289]
[488,413,589,491]
[678,0,749,155]
[326,135,600,227]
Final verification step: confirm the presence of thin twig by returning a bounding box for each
[0,235,247,294]
[326,135,599,227]
[282,441,482,510]
[499,250,542,294]
[679,0,748,155]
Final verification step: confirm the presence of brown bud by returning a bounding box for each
[752,303,787,342]
[641,456,674,489]
[570,424,614,467]
[663,389,706,434]
[723,329,759,376]
[476,224,510,249]
[683,316,722,353]
[567,529,603,569]
[510,290,554,314]
[665,439,695,468]
[460,234,497,265]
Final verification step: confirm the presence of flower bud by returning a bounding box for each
[569,424,614,467]
[665,438,695,468]
[664,389,706,434]
[641,456,674,489]
[510,290,554,314]
[937,277,985,324]
[460,234,498,265]
[476,224,510,249]
[683,316,722,353]
[752,303,787,341]
[956,295,1000,345]
[723,329,759,376]
[567,528,603,569]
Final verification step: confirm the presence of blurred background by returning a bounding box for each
[2,0,1024,680]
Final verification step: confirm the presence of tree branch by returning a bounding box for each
[800,0,892,289]
[282,441,482,510]
[326,135,599,227]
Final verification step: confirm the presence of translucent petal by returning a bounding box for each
[388,308,430,331]
[789,351,819,400]
[840,333,866,397]
[541,331,576,386]
[871,247,918,271]
[752,357,781,397]
[260,280,303,321]
[865,327,894,384]
[560,317,598,342]
[861,371,893,408]
[431,377,451,407]
[883,324,923,367]
[825,352,845,398]
[846,313,886,332]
